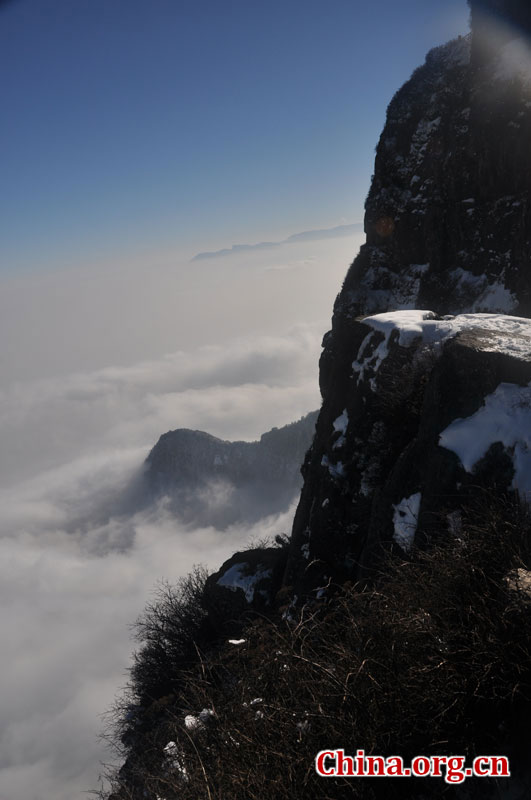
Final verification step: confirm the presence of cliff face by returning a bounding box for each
[338,33,531,323]
[280,17,531,596]
[284,312,531,594]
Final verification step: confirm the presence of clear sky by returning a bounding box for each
[1,0,470,274]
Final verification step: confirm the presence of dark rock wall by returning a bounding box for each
[339,34,531,323]
[285,315,531,595]
[284,20,531,596]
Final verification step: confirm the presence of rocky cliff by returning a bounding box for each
[284,311,531,595]
[209,5,531,603]
[337,35,531,320]
[278,8,531,598]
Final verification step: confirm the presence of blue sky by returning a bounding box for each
[1,0,469,273]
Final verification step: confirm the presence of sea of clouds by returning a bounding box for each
[0,231,363,799]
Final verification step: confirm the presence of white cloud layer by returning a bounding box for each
[0,324,321,486]
[0,501,296,800]
[0,231,363,798]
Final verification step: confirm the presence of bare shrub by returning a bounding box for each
[101,496,531,799]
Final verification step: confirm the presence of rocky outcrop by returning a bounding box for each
[285,311,531,594]
[144,412,317,528]
[204,545,288,634]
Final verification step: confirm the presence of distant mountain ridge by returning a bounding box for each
[191,223,362,261]
[144,411,318,528]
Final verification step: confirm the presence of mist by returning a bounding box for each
[0,230,363,798]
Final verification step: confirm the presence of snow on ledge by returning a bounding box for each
[353,312,531,386]
[362,310,531,351]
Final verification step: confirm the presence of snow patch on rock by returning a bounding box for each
[333,409,349,435]
[439,382,531,497]
[472,282,517,314]
[392,492,422,552]
[332,409,349,449]
[448,268,517,314]
[217,563,273,603]
[321,455,345,480]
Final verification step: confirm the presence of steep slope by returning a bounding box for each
[144,411,317,528]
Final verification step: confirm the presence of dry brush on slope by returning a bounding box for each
[101,496,531,800]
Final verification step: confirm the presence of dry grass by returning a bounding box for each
[100,495,531,799]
